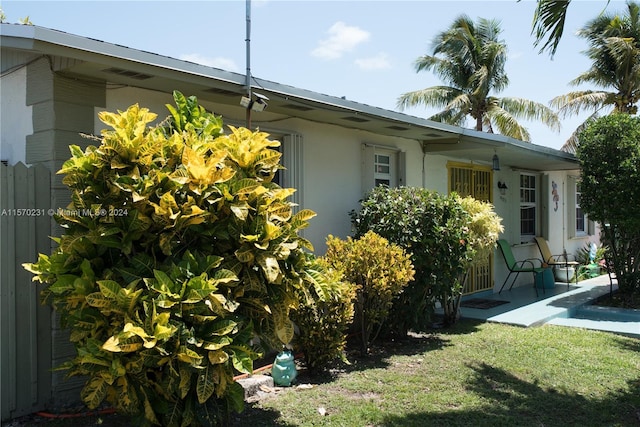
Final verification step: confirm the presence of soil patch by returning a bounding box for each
[592,289,640,309]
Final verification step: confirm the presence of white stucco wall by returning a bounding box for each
[0,67,32,165]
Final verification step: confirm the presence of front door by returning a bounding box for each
[448,162,493,294]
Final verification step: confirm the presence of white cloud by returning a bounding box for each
[311,21,370,60]
[179,53,239,72]
[355,52,392,70]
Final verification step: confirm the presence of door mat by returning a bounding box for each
[461,298,510,309]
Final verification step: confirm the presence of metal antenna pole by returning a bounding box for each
[245,0,252,129]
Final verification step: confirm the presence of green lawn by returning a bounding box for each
[9,321,638,426]
[232,321,640,427]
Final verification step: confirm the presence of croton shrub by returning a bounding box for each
[324,231,414,354]
[24,92,324,426]
[291,256,356,373]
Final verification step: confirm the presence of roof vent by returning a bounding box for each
[282,104,314,112]
[342,116,370,123]
[386,125,409,131]
[102,67,153,80]
[203,87,240,97]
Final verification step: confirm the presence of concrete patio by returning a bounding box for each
[458,274,640,338]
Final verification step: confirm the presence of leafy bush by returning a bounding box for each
[577,114,640,299]
[324,231,414,354]
[350,187,472,330]
[24,92,317,426]
[458,196,504,262]
[291,256,356,373]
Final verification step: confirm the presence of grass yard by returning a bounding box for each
[6,321,639,426]
[232,320,640,427]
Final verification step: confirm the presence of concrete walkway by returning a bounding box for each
[459,275,640,338]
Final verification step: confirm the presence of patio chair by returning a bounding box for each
[534,237,579,285]
[497,239,549,296]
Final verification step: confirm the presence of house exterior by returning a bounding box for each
[0,24,597,418]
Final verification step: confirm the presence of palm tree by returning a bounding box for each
[551,1,640,153]
[398,15,560,142]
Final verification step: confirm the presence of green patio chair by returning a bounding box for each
[497,239,548,296]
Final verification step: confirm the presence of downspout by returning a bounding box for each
[562,179,566,254]
[419,140,427,188]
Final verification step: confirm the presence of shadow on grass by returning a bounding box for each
[614,335,640,353]
[230,320,485,425]
[378,362,640,427]
[229,405,295,427]
[293,319,484,387]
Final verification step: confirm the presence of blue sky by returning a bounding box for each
[1,0,627,149]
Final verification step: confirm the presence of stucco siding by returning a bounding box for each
[0,66,31,165]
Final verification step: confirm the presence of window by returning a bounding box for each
[374,153,391,186]
[567,175,592,238]
[361,145,405,192]
[575,181,586,235]
[520,173,537,243]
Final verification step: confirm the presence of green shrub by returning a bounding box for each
[291,256,356,373]
[578,114,640,299]
[350,187,472,330]
[324,231,414,354]
[24,92,317,426]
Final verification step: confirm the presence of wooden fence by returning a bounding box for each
[0,163,52,421]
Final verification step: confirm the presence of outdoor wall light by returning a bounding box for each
[497,181,508,195]
[252,92,269,111]
[492,153,500,171]
[240,92,269,112]
[240,96,251,108]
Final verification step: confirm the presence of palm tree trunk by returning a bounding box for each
[476,115,483,131]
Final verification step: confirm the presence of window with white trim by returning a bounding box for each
[567,175,593,238]
[575,181,587,235]
[374,153,391,186]
[520,173,538,243]
[361,145,405,193]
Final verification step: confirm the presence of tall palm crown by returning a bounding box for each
[551,1,640,153]
[398,15,560,142]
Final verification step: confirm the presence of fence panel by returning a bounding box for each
[1,163,52,421]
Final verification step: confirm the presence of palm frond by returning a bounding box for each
[550,91,610,118]
[499,97,561,132]
[397,86,462,111]
[560,112,601,154]
[428,109,468,127]
[531,0,572,56]
[444,93,473,112]
[487,106,531,141]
